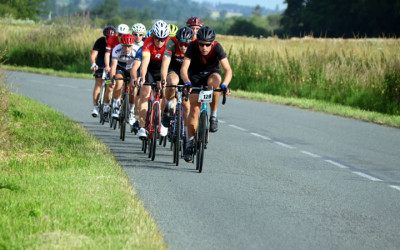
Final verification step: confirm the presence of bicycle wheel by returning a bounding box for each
[196,112,207,173]
[109,102,114,128]
[120,96,128,141]
[98,83,106,124]
[173,106,181,166]
[151,103,159,161]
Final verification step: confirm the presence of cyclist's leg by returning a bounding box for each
[111,72,124,118]
[207,72,222,132]
[91,68,103,117]
[162,71,179,127]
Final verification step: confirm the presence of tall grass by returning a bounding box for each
[1,18,399,115]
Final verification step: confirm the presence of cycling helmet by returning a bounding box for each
[152,20,169,38]
[168,24,179,37]
[186,16,204,27]
[117,24,130,35]
[145,30,152,38]
[103,25,116,37]
[176,27,194,43]
[196,26,216,42]
[120,34,134,45]
[132,23,146,34]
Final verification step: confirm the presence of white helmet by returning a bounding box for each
[132,23,146,34]
[152,20,169,39]
[117,24,130,35]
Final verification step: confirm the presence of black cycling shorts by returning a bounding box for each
[116,66,131,80]
[145,70,161,84]
[168,67,185,85]
[189,70,222,93]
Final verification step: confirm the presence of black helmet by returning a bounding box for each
[176,27,194,43]
[196,26,215,42]
[103,25,116,37]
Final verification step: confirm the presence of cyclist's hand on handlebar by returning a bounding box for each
[221,84,231,96]
[130,79,136,88]
[90,63,98,71]
[184,81,192,95]
[104,65,111,73]
[156,80,163,90]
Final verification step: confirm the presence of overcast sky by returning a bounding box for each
[211,0,287,10]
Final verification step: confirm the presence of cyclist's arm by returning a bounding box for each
[110,58,117,83]
[220,58,232,87]
[160,56,171,85]
[104,51,111,72]
[180,57,191,84]
[139,54,150,81]
[90,50,98,71]
[130,60,141,83]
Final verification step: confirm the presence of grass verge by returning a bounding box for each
[0,93,167,249]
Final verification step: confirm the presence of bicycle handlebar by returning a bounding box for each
[191,86,228,105]
[165,84,190,102]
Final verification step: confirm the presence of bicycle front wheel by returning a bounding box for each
[151,103,159,161]
[196,112,207,173]
[173,106,181,166]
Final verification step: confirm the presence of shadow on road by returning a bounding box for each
[79,121,196,173]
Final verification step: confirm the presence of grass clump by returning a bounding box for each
[0,90,167,249]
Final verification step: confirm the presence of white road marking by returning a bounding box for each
[250,133,272,141]
[324,160,349,169]
[274,141,295,149]
[219,119,226,123]
[389,185,400,191]
[352,172,383,182]
[57,84,77,89]
[229,125,247,131]
[300,150,321,158]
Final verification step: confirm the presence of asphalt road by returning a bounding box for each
[7,71,400,249]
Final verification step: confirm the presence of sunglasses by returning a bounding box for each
[122,44,132,48]
[179,42,190,47]
[154,37,166,42]
[199,42,212,47]
[133,33,144,37]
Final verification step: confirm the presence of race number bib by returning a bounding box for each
[198,90,213,103]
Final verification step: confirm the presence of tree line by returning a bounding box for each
[1,0,399,38]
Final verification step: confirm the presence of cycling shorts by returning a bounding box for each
[145,70,161,84]
[189,70,222,93]
[116,65,131,80]
[167,68,185,85]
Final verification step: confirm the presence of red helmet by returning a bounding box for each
[120,34,134,45]
[186,16,204,27]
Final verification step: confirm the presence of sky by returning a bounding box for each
[211,0,287,10]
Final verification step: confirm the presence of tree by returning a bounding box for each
[0,0,49,20]
[280,0,305,36]
[252,5,262,17]
[227,18,270,37]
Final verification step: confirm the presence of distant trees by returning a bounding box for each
[280,0,400,37]
[0,0,48,20]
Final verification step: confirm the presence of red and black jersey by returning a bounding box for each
[105,36,119,53]
[163,37,187,71]
[142,35,170,73]
[184,40,227,74]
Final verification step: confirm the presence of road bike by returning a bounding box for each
[98,69,111,125]
[165,84,189,166]
[112,76,131,141]
[140,80,164,161]
[191,86,227,173]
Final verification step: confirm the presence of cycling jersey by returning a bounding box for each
[142,35,170,73]
[112,42,141,70]
[163,37,187,72]
[184,40,226,74]
[135,47,143,62]
[106,36,119,53]
[93,37,107,67]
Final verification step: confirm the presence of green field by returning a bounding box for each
[0,77,167,249]
[1,18,399,116]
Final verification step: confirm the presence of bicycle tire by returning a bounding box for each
[98,83,106,124]
[109,102,114,128]
[174,106,181,166]
[197,111,207,173]
[120,97,127,141]
[151,103,159,161]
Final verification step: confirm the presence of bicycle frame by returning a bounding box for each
[143,83,162,139]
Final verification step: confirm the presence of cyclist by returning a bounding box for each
[180,26,232,162]
[131,20,170,140]
[109,34,141,121]
[160,27,195,143]
[128,23,146,127]
[168,23,179,37]
[186,16,204,39]
[103,24,130,119]
[89,25,116,117]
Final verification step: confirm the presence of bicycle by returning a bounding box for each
[140,80,164,161]
[97,69,111,125]
[191,86,227,173]
[165,84,189,166]
[113,76,131,141]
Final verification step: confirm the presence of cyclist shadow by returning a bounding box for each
[79,121,196,173]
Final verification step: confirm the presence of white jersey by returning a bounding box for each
[111,41,142,70]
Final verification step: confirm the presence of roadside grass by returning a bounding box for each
[0,93,167,249]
